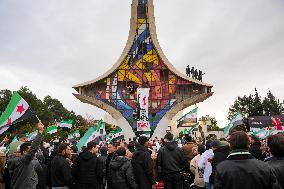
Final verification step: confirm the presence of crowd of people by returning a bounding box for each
[0,122,283,189]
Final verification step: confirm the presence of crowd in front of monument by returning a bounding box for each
[0,121,283,189]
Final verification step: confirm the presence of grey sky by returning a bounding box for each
[1,0,284,127]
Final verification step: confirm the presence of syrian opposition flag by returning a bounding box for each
[68,130,80,140]
[250,127,276,140]
[28,130,38,141]
[57,120,73,129]
[224,112,244,137]
[46,125,58,134]
[0,92,34,135]
[106,127,124,142]
[77,127,103,150]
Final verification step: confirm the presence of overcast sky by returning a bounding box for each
[1,0,284,128]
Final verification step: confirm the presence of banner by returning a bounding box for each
[136,88,151,131]
[177,107,198,127]
[248,115,284,130]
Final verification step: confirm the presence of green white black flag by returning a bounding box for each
[0,92,33,135]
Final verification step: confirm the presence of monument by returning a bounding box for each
[73,0,213,138]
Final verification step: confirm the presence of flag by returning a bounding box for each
[0,92,34,135]
[177,107,198,127]
[46,125,58,134]
[189,124,198,134]
[57,120,73,129]
[77,127,103,151]
[183,128,188,135]
[68,130,80,140]
[28,130,38,141]
[224,112,244,137]
[107,127,124,142]
[250,127,276,140]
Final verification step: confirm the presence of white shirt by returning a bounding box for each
[198,149,214,183]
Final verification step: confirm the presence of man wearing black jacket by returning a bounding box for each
[72,141,103,189]
[51,143,74,189]
[214,131,280,189]
[209,140,230,185]
[157,133,186,189]
[106,142,117,189]
[267,134,284,189]
[131,136,155,189]
[8,122,45,189]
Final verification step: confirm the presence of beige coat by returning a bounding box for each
[190,154,205,187]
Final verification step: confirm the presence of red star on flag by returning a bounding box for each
[7,118,12,125]
[272,118,283,130]
[16,104,25,114]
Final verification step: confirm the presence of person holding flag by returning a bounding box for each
[7,121,45,189]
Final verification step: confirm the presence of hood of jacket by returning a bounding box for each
[110,156,128,170]
[80,151,96,161]
[214,145,231,153]
[165,141,177,151]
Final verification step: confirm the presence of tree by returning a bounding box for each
[263,90,284,116]
[228,89,284,129]
[0,86,89,141]
[207,117,223,131]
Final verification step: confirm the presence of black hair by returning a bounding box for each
[20,142,31,154]
[197,144,206,155]
[138,136,149,146]
[87,141,97,151]
[57,143,69,154]
[116,147,126,156]
[164,133,173,141]
[267,134,284,157]
[205,140,212,150]
[229,131,249,150]
[184,135,192,143]
[100,146,108,156]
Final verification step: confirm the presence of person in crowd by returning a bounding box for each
[51,143,74,189]
[36,153,48,189]
[120,142,133,160]
[131,136,155,189]
[209,140,230,187]
[157,133,187,189]
[8,122,44,189]
[106,142,118,189]
[0,147,6,189]
[190,144,206,189]
[214,131,281,189]
[249,135,263,160]
[198,140,214,189]
[98,146,108,189]
[182,135,197,167]
[72,141,103,189]
[8,134,28,155]
[267,134,284,189]
[108,147,137,189]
